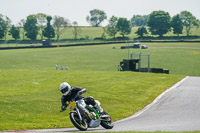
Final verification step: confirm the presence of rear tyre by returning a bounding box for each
[100,111,114,129]
[70,112,88,131]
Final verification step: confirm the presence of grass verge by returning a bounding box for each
[0,42,199,131]
[0,69,183,131]
[88,131,200,133]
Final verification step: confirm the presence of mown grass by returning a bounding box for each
[91,131,200,133]
[140,43,200,76]
[0,43,199,75]
[0,43,199,131]
[0,69,183,130]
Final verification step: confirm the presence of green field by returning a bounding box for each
[1,42,200,75]
[0,42,200,131]
[1,26,200,48]
[4,26,200,41]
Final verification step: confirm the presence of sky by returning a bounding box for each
[0,0,199,26]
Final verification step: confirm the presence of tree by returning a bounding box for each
[0,14,11,40]
[18,19,26,40]
[42,16,55,39]
[86,9,107,27]
[116,17,132,38]
[53,15,70,40]
[106,16,118,38]
[171,14,183,36]
[179,11,199,36]
[0,14,7,39]
[131,15,148,26]
[36,13,47,39]
[148,10,171,37]
[9,25,20,40]
[72,21,81,40]
[135,26,148,38]
[4,16,11,40]
[24,15,38,40]
[101,27,106,39]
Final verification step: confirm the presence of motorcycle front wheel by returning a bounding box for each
[100,111,114,129]
[70,112,88,131]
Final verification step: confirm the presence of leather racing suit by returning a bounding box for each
[61,87,103,113]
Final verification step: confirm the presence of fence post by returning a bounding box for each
[148,53,150,72]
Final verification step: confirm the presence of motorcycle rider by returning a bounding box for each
[60,82,104,115]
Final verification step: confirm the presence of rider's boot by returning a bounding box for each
[94,104,110,119]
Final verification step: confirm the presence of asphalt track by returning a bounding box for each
[5,76,200,132]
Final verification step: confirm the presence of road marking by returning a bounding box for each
[114,76,189,124]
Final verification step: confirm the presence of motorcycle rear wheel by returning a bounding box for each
[100,111,114,129]
[70,112,88,131]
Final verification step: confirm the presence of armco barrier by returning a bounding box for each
[0,42,124,50]
[0,41,200,50]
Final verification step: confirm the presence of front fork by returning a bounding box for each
[75,104,83,121]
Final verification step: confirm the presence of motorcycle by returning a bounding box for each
[68,99,114,131]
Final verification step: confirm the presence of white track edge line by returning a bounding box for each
[114,76,189,123]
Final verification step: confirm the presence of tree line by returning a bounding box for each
[0,13,72,41]
[106,10,199,38]
[0,9,199,41]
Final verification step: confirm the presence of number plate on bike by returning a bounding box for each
[69,101,76,111]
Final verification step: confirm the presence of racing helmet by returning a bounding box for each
[60,82,71,96]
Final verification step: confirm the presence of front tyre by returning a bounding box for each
[70,112,88,131]
[100,111,114,129]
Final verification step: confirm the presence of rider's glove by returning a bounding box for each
[60,105,66,112]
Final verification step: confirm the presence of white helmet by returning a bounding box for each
[60,82,71,96]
